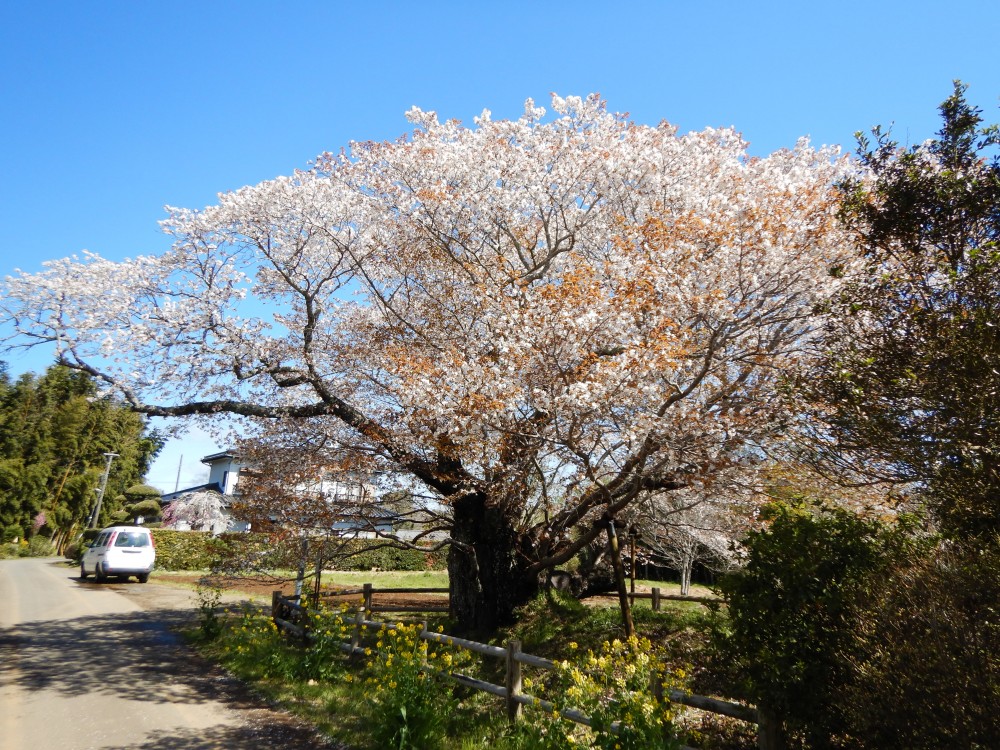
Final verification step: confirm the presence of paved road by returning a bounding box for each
[0,557,339,750]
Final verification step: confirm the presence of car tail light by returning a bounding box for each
[107,532,118,546]
[150,533,156,548]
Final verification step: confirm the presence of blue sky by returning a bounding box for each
[2,1,999,489]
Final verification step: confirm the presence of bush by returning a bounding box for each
[326,540,446,571]
[840,540,1000,749]
[514,636,683,749]
[25,535,55,557]
[149,530,447,573]
[714,502,923,748]
[152,529,219,570]
[364,620,464,749]
[63,540,83,562]
[3,525,25,544]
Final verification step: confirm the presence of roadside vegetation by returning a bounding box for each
[187,581,741,750]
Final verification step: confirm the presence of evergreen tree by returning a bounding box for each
[0,362,163,547]
[805,82,1000,540]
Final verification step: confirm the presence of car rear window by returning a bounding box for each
[114,532,150,548]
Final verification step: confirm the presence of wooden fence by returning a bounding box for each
[270,588,775,750]
[626,588,719,610]
[316,581,450,615]
[306,581,718,617]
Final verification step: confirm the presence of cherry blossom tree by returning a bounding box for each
[0,95,855,629]
[162,489,229,533]
[634,488,752,595]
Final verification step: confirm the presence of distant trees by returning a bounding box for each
[0,363,162,549]
[634,489,751,594]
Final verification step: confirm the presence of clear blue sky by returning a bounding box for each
[2,0,999,489]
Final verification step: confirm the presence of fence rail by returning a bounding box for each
[270,588,766,749]
[316,581,450,614]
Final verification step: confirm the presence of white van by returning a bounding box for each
[80,526,156,583]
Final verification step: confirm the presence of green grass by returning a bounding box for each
[319,569,449,589]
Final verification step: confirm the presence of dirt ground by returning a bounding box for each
[155,572,452,611]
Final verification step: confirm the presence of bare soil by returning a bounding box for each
[155,572,451,611]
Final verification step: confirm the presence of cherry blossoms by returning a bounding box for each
[1,94,856,627]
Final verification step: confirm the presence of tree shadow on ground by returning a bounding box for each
[0,578,343,749]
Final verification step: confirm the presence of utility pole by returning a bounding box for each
[87,452,119,528]
[174,454,183,492]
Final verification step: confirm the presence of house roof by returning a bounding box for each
[160,482,223,504]
[200,450,238,465]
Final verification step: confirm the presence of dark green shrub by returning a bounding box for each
[715,502,922,748]
[64,540,82,561]
[841,540,1000,749]
[211,533,446,573]
[154,530,447,573]
[126,498,162,523]
[3,525,25,543]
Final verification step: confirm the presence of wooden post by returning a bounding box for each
[758,708,786,750]
[629,533,637,606]
[651,587,661,613]
[362,582,373,618]
[294,537,308,599]
[506,639,523,723]
[606,516,635,637]
[350,608,364,657]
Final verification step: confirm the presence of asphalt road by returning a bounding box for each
[0,557,340,750]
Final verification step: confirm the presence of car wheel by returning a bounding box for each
[138,573,149,584]
[80,563,89,580]
[95,563,108,582]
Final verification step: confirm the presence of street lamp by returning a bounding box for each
[87,452,119,528]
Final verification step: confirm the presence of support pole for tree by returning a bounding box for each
[506,639,523,723]
[294,536,308,600]
[605,515,635,638]
[629,531,637,605]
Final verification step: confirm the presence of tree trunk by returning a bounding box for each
[680,554,693,596]
[448,492,538,632]
[606,517,635,638]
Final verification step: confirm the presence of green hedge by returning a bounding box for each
[326,539,447,571]
[99,529,449,572]
[151,529,220,570]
